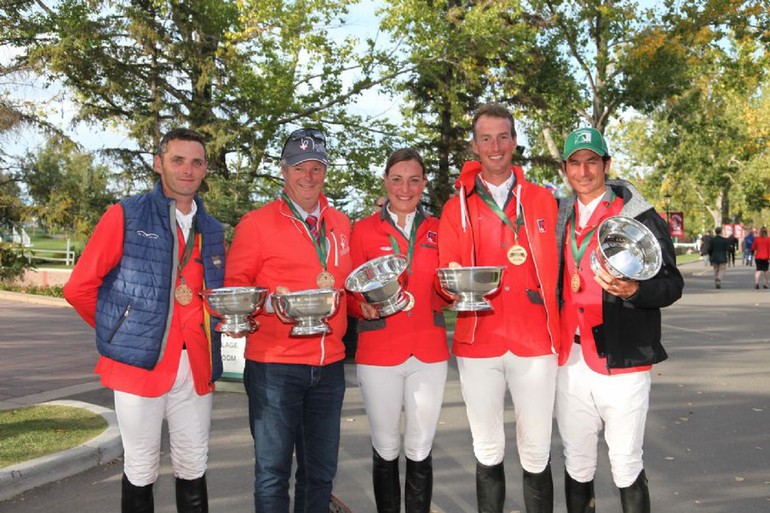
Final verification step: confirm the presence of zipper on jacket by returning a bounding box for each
[107,303,132,343]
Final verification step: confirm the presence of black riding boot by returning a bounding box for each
[565,471,595,513]
[121,473,154,513]
[373,449,401,513]
[476,460,505,513]
[175,474,209,513]
[522,463,553,513]
[405,453,433,513]
[619,470,650,513]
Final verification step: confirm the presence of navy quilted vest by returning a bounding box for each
[94,182,225,379]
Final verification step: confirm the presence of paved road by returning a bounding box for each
[1,261,768,512]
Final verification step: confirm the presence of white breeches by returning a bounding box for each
[357,356,448,462]
[456,352,557,472]
[556,347,651,488]
[114,351,213,486]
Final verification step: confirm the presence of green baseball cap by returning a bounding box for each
[562,127,609,160]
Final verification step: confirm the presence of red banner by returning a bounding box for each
[669,211,684,238]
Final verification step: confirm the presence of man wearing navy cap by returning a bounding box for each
[225,128,352,513]
[555,127,683,513]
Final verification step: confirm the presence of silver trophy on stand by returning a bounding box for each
[200,286,269,335]
[437,266,505,311]
[345,254,410,317]
[589,216,662,281]
[272,288,341,336]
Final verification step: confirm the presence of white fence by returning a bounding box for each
[8,239,77,266]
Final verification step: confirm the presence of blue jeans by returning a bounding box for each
[243,360,346,513]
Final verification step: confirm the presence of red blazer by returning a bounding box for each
[438,162,561,358]
[348,210,449,366]
[225,195,352,366]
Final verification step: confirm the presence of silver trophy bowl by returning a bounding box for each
[345,254,409,317]
[437,266,505,311]
[589,216,662,281]
[272,288,341,336]
[200,286,268,334]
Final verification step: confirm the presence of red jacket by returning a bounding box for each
[560,196,649,374]
[225,195,352,365]
[348,209,449,366]
[438,162,560,358]
[751,236,770,260]
[63,204,218,396]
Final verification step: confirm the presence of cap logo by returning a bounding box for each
[576,131,592,143]
[299,138,311,150]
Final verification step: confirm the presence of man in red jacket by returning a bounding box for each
[438,104,560,513]
[555,127,683,513]
[64,128,226,513]
[225,128,352,513]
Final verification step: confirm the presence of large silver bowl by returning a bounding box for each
[345,254,409,317]
[272,288,341,336]
[436,266,505,311]
[589,216,662,281]
[200,286,268,334]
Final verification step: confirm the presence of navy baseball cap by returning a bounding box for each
[281,128,328,166]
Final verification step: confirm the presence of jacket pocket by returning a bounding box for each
[526,288,544,305]
[107,303,132,344]
[591,323,606,357]
[358,318,386,333]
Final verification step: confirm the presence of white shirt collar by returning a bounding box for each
[577,187,609,229]
[481,172,515,209]
[386,205,416,239]
[176,200,198,242]
[289,198,321,220]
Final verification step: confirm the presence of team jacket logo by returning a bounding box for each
[537,219,546,233]
[338,233,350,255]
[426,231,438,244]
[137,230,159,239]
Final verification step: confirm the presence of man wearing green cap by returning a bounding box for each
[554,127,684,513]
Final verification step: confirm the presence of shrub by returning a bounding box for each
[0,244,34,282]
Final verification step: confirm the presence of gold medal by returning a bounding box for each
[402,291,415,312]
[507,244,528,265]
[570,272,582,293]
[175,283,193,305]
[316,270,336,289]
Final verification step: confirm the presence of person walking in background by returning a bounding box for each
[751,227,770,289]
[555,127,683,513]
[727,232,738,267]
[224,128,352,513]
[349,148,449,513]
[708,227,730,289]
[744,228,756,266]
[64,129,226,513]
[699,230,712,267]
[438,103,560,513]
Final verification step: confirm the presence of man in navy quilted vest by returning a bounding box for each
[64,128,226,513]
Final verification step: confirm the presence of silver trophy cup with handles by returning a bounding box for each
[272,288,341,336]
[200,286,269,334]
[437,266,505,311]
[345,254,410,317]
[589,216,663,280]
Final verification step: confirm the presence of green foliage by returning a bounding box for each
[1,0,398,213]
[0,244,33,282]
[20,136,116,243]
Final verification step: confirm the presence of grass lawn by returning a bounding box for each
[0,405,107,468]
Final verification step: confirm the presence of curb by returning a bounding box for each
[0,400,123,502]
[0,291,70,307]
